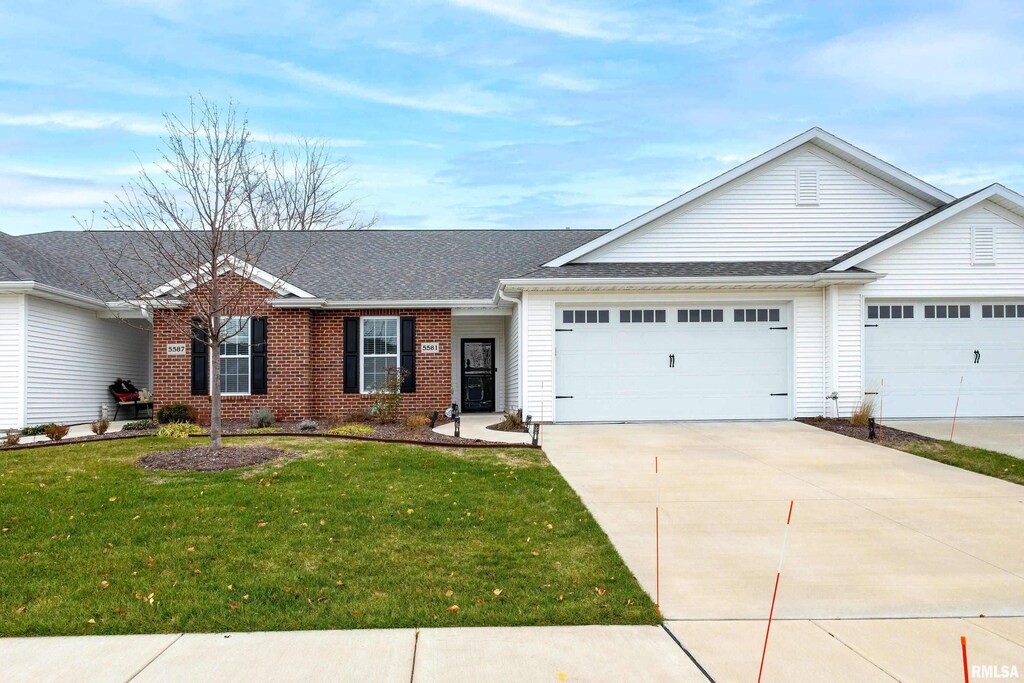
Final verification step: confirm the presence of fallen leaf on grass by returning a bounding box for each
[475,599,484,607]
[493,588,503,596]
[531,550,540,556]
[16,606,26,614]
[186,547,195,553]
[108,497,117,502]
[445,590,453,597]
[594,587,606,596]
[229,602,239,609]
[99,581,109,589]
[87,618,96,624]
[446,605,459,613]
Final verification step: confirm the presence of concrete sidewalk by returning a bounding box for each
[0,625,704,683]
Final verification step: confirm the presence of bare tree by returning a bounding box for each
[83,95,372,449]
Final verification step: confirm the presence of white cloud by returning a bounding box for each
[276,62,513,116]
[809,15,1024,101]
[0,110,365,147]
[536,71,602,92]
[445,0,630,40]
[923,165,1024,190]
[540,115,587,127]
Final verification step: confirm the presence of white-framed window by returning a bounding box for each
[219,316,251,395]
[361,316,400,393]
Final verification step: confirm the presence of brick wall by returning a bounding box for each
[152,275,452,423]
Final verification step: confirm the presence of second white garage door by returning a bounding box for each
[865,300,1024,417]
[554,304,791,422]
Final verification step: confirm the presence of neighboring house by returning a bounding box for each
[1,127,1023,428]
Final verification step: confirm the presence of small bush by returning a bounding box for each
[20,425,46,436]
[121,419,155,432]
[44,423,71,441]
[5,430,20,447]
[369,367,407,423]
[326,424,375,436]
[850,397,876,427]
[495,410,525,432]
[341,410,372,424]
[298,419,319,432]
[157,402,198,424]
[404,414,431,432]
[249,407,275,429]
[157,423,204,439]
[91,419,110,435]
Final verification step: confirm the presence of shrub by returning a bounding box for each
[249,407,275,429]
[850,397,876,427]
[495,410,525,432]
[341,410,372,424]
[20,425,46,436]
[5,430,20,447]
[404,414,431,432]
[298,419,319,432]
[157,402,198,424]
[369,367,407,423]
[326,424,375,436]
[121,419,155,431]
[44,423,71,441]
[157,423,204,439]
[91,419,110,435]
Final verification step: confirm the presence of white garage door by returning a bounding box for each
[554,304,791,422]
[865,301,1024,417]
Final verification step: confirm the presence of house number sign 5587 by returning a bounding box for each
[420,342,440,353]
[166,344,187,356]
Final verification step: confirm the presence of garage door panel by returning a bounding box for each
[555,304,791,422]
[865,301,1024,418]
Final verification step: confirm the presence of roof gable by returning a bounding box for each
[545,128,953,267]
[829,184,1024,270]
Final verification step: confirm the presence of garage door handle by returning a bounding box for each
[864,392,879,396]
[770,393,788,396]
[555,328,573,332]
[555,395,573,399]
[974,349,981,364]
[668,354,675,368]
[864,324,879,328]
[769,326,788,330]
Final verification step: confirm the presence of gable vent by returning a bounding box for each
[795,169,818,205]
[971,225,995,265]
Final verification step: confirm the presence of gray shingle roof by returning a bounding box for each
[4,229,609,302]
[511,261,838,279]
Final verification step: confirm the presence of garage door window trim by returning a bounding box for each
[867,305,915,320]
[562,309,610,324]
[982,304,1024,319]
[620,309,666,323]
[734,308,781,323]
[679,309,724,323]
[923,304,971,319]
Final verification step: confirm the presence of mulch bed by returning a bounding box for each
[136,446,290,472]
[797,417,937,446]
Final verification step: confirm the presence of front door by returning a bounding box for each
[461,338,496,412]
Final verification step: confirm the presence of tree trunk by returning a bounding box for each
[210,335,222,450]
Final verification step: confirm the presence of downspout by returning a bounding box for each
[496,286,523,410]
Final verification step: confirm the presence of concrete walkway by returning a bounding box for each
[16,420,136,444]
[0,625,705,682]
[432,412,534,445]
[887,417,1024,459]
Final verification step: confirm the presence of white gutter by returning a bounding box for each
[499,271,881,290]
[268,298,497,309]
[0,281,109,310]
[496,286,523,410]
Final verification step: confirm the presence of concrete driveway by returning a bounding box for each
[543,421,1024,680]
[887,418,1024,459]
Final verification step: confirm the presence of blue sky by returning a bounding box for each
[1,0,1023,235]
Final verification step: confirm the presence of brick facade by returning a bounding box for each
[152,276,452,424]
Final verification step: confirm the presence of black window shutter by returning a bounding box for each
[190,317,209,395]
[343,317,360,394]
[400,316,416,393]
[251,316,268,395]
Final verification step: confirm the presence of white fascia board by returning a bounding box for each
[268,298,495,309]
[144,255,316,300]
[0,281,107,310]
[829,184,1024,271]
[544,127,953,267]
[499,272,881,291]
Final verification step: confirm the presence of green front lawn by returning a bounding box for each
[897,440,1024,487]
[1,437,658,636]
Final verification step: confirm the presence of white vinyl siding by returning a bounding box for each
[834,286,864,417]
[0,294,25,429]
[505,304,520,411]
[860,203,1024,298]
[582,147,926,263]
[522,289,825,421]
[451,315,505,413]
[25,295,152,426]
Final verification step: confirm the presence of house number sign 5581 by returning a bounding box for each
[166,344,187,356]
[420,342,440,353]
